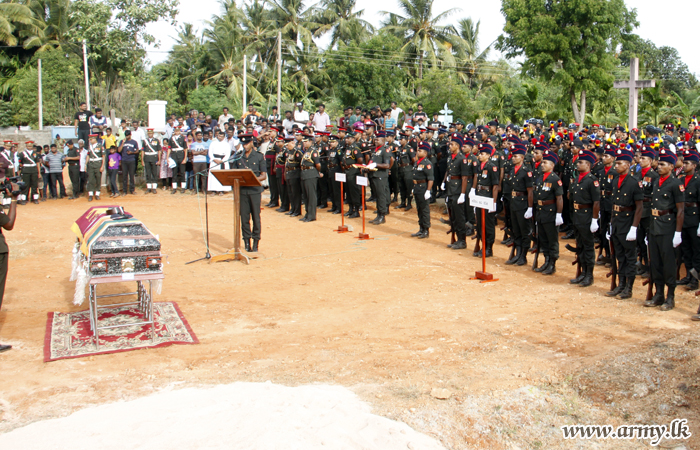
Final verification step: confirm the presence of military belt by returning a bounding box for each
[399,163,410,168]
[651,209,671,217]
[603,190,613,196]
[450,176,462,180]
[685,202,698,208]
[573,202,592,210]
[537,200,555,206]
[643,197,651,202]
[413,180,427,184]
[613,205,635,212]
[477,185,492,191]
[512,191,527,198]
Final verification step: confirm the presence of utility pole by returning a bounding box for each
[82,40,91,109]
[37,59,43,130]
[242,55,247,116]
[277,31,282,113]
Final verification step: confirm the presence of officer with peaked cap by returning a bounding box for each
[533,148,564,274]
[569,149,601,287]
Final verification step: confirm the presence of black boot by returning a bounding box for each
[451,239,466,250]
[606,277,626,297]
[374,215,386,225]
[534,256,550,272]
[505,246,520,265]
[395,201,406,209]
[418,229,429,239]
[404,199,412,210]
[515,246,528,266]
[485,243,493,257]
[542,258,557,275]
[411,228,424,237]
[570,263,587,284]
[677,274,691,285]
[391,194,398,203]
[252,240,259,252]
[617,276,634,299]
[644,284,665,307]
[686,277,698,291]
[244,239,251,252]
[579,265,594,287]
[660,285,675,311]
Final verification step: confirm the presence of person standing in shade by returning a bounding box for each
[505,141,534,266]
[85,134,105,201]
[119,130,139,195]
[568,149,601,288]
[410,142,434,238]
[300,133,321,222]
[73,102,92,145]
[678,149,700,291]
[18,141,41,205]
[367,130,392,225]
[442,133,469,249]
[533,148,564,275]
[644,149,684,311]
[141,128,161,194]
[472,143,500,257]
[168,126,188,194]
[231,134,266,252]
[606,147,643,299]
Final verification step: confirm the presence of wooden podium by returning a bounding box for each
[209,169,261,264]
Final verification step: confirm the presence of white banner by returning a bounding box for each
[470,193,494,210]
[335,173,347,183]
[356,176,369,187]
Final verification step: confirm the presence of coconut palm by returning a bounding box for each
[169,23,207,93]
[0,2,42,47]
[314,0,374,47]
[265,0,318,45]
[380,0,460,94]
[454,17,491,88]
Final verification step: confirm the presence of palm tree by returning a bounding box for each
[169,23,207,93]
[314,0,374,47]
[25,0,71,49]
[266,0,318,45]
[454,17,491,88]
[380,0,460,94]
[0,2,42,47]
[639,86,666,126]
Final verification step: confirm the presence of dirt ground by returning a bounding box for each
[1,187,698,449]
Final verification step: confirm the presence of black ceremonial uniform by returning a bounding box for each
[412,156,433,232]
[679,172,700,286]
[648,175,684,289]
[596,164,617,263]
[168,134,188,189]
[265,143,279,207]
[285,147,304,216]
[19,149,41,202]
[611,173,643,282]
[396,144,415,208]
[474,159,500,249]
[534,171,563,265]
[232,149,266,242]
[445,152,470,243]
[86,143,105,195]
[369,144,392,217]
[301,146,321,221]
[388,140,400,200]
[316,142,330,208]
[142,137,161,187]
[634,167,659,273]
[341,144,362,215]
[569,171,601,271]
[66,145,80,198]
[275,146,289,211]
[328,144,343,213]
[507,164,534,261]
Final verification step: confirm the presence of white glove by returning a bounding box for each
[626,226,637,242]
[441,182,445,191]
[469,188,476,198]
[367,162,377,170]
[458,193,465,204]
[590,218,599,233]
[606,230,610,241]
[424,190,431,200]
[555,213,563,226]
[673,231,682,248]
[488,202,497,213]
[645,236,648,246]
[524,207,532,219]
[697,224,700,237]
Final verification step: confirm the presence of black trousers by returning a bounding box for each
[80,171,88,194]
[302,177,318,220]
[372,174,390,215]
[680,226,700,276]
[510,204,530,249]
[448,193,467,239]
[502,193,512,232]
[538,220,559,259]
[50,172,66,197]
[276,171,288,210]
[21,171,39,199]
[649,232,676,286]
[42,172,54,198]
[574,222,595,267]
[475,206,496,245]
[612,232,637,278]
[0,252,7,310]
[268,168,279,205]
[78,129,90,146]
[389,163,398,196]
[345,170,360,208]
[317,172,328,206]
[287,175,302,215]
[172,161,185,185]
[68,164,80,197]
[599,208,612,255]
[413,184,430,229]
[122,159,136,193]
[637,216,651,266]
[240,190,262,240]
[330,168,341,211]
[398,168,413,204]
[144,161,158,183]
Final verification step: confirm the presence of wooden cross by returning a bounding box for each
[613,57,655,129]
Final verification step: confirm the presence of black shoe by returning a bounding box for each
[570,264,587,284]
[411,229,424,237]
[606,277,626,297]
[244,239,251,252]
[542,259,557,275]
[451,240,466,250]
[277,208,289,212]
[332,210,341,215]
[439,218,451,225]
[88,196,93,202]
[579,266,594,287]
[485,245,493,257]
[562,230,576,240]
[596,255,610,266]
[368,196,376,202]
[534,256,550,273]
[418,230,429,239]
[503,237,514,246]
[505,247,520,265]
[515,246,528,266]
[395,202,406,209]
[686,278,698,291]
[0,344,10,353]
[660,286,675,311]
[300,217,308,222]
[644,284,665,307]
[473,249,482,257]
[617,277,635,299]
[349,212,360,219]
[391,195,398,203]
[290,212,301,217]
[171,189,177,194]
[373,215,386,225]
[344,209,352,217]
[252,240,259,252]
[318,204,328,209]
[677,274,691,285]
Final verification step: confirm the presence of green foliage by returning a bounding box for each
[325,34,409,108]
[0,100,13,127]
[416,70,472,122]
[186,85,230,116]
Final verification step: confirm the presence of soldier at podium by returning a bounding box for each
[231,133,267,252]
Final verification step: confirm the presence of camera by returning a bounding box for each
[1,176,24,197]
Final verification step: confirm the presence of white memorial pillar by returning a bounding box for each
[147,100,168,133]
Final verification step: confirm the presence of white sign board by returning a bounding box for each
[469,193,494,210]
[356,176,369,187]
[335,173,347,183]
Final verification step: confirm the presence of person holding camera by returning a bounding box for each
[0,180,18,353]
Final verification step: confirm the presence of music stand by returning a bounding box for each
[209,169,261,264]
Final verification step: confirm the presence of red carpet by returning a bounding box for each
[44,302,198,362]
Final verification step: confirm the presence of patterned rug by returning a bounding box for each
[44,302,198,362]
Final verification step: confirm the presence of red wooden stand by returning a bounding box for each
[470,207,498,283]
[335,181,349,233]
[357,185,371,240]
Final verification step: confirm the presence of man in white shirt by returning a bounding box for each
[218,107,234,131]
[312,104,331,132]
[389,102,403,122]
[130,120,146,149]
[225,128,240,168]
[282,110,295,136]
[164,117,175,139]
[293,102,309,127]
[207,130,232,194]
[268,106,281,122]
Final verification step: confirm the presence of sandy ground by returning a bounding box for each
[0,187,698,449]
